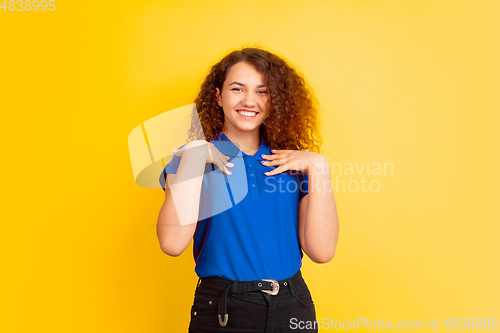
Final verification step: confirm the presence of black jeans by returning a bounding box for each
[188,270,317,333]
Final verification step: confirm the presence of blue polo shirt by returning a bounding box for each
[159,131,309,281]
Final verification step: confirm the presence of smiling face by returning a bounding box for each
[215,61,271,136]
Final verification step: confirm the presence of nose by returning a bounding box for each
[242,91,256,107]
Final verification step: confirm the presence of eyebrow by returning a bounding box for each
[228,81,266,88]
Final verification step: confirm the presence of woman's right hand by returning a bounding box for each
[172,140,234,175]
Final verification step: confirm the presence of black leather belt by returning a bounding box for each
[198,270,303,327]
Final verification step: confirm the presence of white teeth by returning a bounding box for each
[237,110,257,117]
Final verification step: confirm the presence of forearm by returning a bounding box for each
[157,148,206,256]
[303,158,339,263]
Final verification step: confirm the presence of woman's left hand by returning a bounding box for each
[260,149,326,176]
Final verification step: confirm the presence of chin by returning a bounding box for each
[230,121,261,131]
[234,125,261,133]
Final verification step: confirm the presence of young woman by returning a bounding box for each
[157,47,339,332]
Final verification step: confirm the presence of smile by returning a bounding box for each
[237,110,258,119]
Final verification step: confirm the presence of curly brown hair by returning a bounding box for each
[189,46,323,154]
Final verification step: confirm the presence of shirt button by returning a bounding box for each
[248,164,253,167]
[194,311,197,316]
[208,301,212,305]
[251,184,256,188]
[250,174,255,177]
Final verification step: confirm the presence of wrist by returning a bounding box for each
[183,140,210,161]
[306,154,329,176]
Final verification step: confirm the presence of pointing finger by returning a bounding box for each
[265,164,288,176]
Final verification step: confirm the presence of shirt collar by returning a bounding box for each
[210,131,271,161]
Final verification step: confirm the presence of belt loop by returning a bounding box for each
[287,277,296,297]
[232,280,238,297]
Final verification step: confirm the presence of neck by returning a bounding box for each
[222,126,261,154]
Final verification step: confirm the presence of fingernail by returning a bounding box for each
[271,149,276,152]
[172,149,177,153]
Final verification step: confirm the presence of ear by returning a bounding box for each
[215,87,223,107]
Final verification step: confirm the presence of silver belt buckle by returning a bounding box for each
[261,279,279,295]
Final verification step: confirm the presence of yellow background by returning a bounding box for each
[1,0,499,331]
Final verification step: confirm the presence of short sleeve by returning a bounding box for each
[299,172,309,201]
[159,144,186,191]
